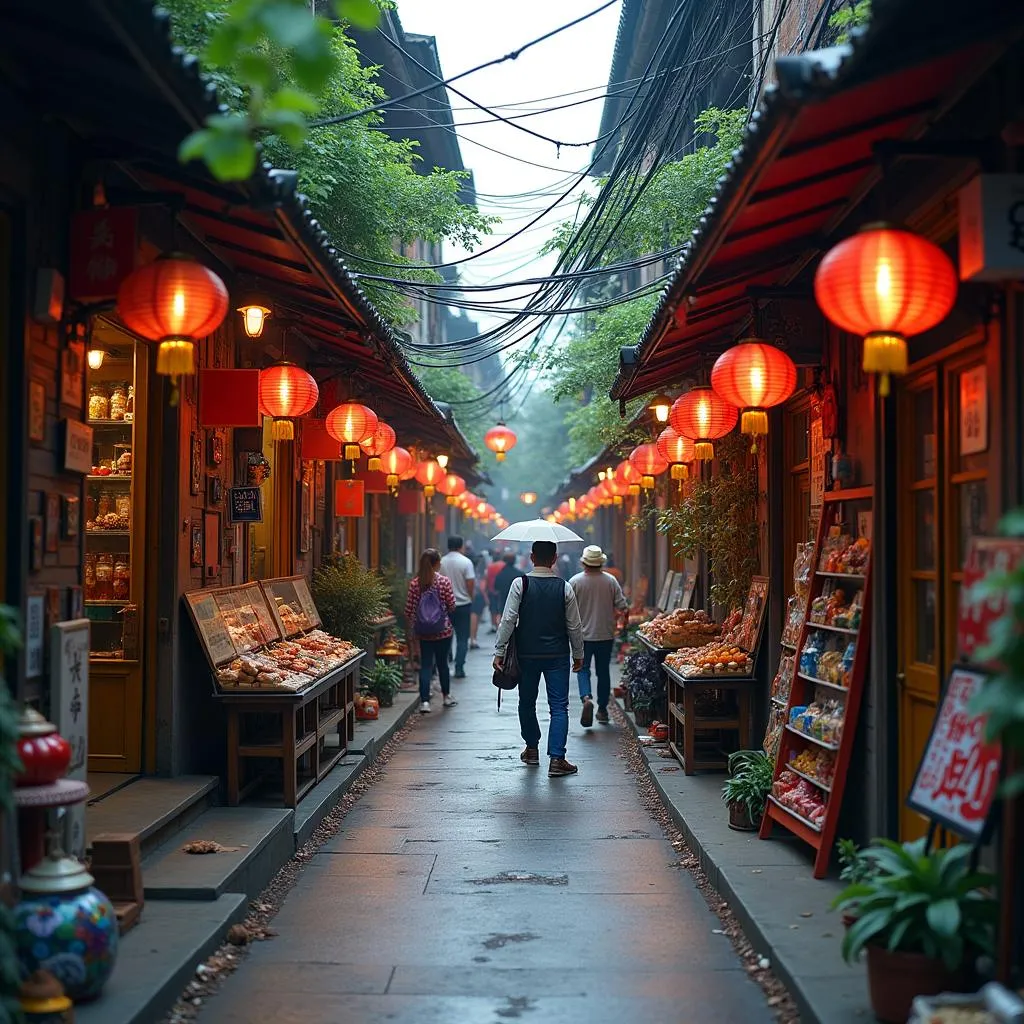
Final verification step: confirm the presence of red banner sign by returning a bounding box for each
[199,369,261,427]
[301,420,342,461]
[396,487,420,516]
[334,478,365,517]
[907,666,1001,840]
[957,536,1024,664]
[68,207,138,301]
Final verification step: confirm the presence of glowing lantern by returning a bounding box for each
[87,347,105,370]
[648,393,672,424]
[359,421,396,472]
[117,254,229,395]
[520,491,538,505]
[711,339,797,448]
[436,454,449,470]
[656,426,694,485]
[257,362,319,441]
[629,444,669,479]
[615,460,642,498]
[326,403,378,462]
[484,422,517,462]
[814,224,958,396]
[238,303,271,338]
[380,446,412,493]
[669,387,738,460]
[416,459,444,498]
[439,473,466,505]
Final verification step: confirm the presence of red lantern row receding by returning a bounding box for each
[117,253,229,398]
[359,421,396,472]
[326,403,378,461]
[670,387,738,460]
[257,362,319,441]
[814,224,957,396]
[711,339,796,449]
[656,426,694,485]
[484,422,517,462]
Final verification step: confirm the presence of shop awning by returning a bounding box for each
[4,0,477,469]
[610,0,1020,401]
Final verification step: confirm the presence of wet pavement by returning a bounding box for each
[201,647,773,1023]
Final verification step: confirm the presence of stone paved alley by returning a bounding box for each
[198,654,774,1023]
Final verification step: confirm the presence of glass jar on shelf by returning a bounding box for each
[125,385,135,422]
[84,553,97,601]
[88,384,110,421]
[95,554,114,601]
[109,381,129,421]
[96,489,114,520]
[85,489,98,523]
[113,443,132,477]
[113,555,130,601]
[115,492,131,520]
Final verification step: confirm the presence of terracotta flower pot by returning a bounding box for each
[728,801,758,832]
[865,945,968,1024]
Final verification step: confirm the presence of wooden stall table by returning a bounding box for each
[218,652,362,807]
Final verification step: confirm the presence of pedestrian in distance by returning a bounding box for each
[494,550,523,611]
[405,548,458,714]
[485,550,505,632]
[440,536,475,678]
[569,545,629,727]
[493,540,585,777]
[469,552,487,649]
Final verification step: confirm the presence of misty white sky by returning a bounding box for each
[392,1,622,335]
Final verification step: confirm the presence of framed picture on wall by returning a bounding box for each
[29,517,43,572]
[60,341,86,410]
[315,461,326,511]
[62,495,80,539]
[298,465,312,554]
[190,432,203,495]
[190,521,203,568]
[44,492,61,553]
[29,380,46,442]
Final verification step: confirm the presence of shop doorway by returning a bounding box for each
[896,340,989,840]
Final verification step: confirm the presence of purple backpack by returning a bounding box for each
[414,582,447,635]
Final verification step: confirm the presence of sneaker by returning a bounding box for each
[580,697,594,728]
[453,671,467,679]
[443,695,458,707]
[419,701,431,714]
[548,757,578,777]
[520,747,540,766]
[596,706,610,724]
[469,640,480,650]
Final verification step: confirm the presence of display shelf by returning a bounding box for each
[780,639,797,651]
[796,672,849,695]
[85,599,127,607]
[771,695,788,708]
[86,474,131,482]
[760,488,873,878]
[86,529,131,536]
[87,418,133,427]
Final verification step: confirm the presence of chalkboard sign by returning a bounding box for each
[229,486,263,523]
[907,666,1001,841]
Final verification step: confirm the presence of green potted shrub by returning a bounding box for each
[722,750,773,831]
[832,838,997,1024]
[312,553,389,650]
[836,839,873,928]
[361,661,402,709]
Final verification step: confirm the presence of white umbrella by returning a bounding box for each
[491,519,584,543]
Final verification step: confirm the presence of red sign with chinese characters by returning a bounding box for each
[957,536,1024,664]
[334,478,365,517]
[68,207,138,301]
[907,667,1001,840]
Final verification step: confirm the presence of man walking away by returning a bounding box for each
[494,551,523,612]
[570,545,629,727]
[493,541,584,777]
[485,551,504,631]
[440,536,475,679]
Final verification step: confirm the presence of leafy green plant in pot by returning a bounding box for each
[832,838,997,1024]
[361,661,402,709]
[313,553,389,650]
[722,750,773,831]
[836,839,874,929]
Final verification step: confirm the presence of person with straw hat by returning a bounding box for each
[569,545,629,727]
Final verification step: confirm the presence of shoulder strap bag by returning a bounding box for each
[492,576,529,708]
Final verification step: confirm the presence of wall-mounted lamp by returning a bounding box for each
[87,347,105,370]
[238,303,272,339]
[436,453,449,470]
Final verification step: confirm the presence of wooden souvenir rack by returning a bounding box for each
[759,487,873,877]
[184,578,362,807]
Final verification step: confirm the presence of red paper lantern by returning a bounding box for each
[669,387,738,460]
[117,254,228,386]
[711,339,796,448]
[326,403,379,461]
[257,362,319,441]
[416,458,444,497]
[629,444,668,477]
[656,426,694,484]
[380,446,412,492]
[359,421,396,471]
[484,422,517,462]
[814,224,957,395]
[439,473,466,505]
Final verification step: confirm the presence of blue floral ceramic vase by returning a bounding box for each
[15,853,118,1002]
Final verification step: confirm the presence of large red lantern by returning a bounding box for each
[257,362,319,441]
[629,444,668,491]
[326,403,379,461]
[380,446,412,493]
[656,426,694,485]
[669,387,738,460]
[484,422,517,462]
[416,459,444,498]
[814,224,957,396]
[439,472,466,505]
[359,421,396,472]
[117,253,229,393]
[615,460,643,497]
[711,339,797,449]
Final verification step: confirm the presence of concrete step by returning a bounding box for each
[86,775,219,859]
[75,893,246,1024]
[143,806,293,901]
[291,754,366,848]
[349,689,420,758]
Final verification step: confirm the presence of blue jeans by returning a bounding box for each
[419,637,451,703]
[576,638,614,709]
[450,604,471,673]
[518,656,570,759]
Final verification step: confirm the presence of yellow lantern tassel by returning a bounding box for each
[496,451,506,462]
[694,441,714,460]
[156,338,194,377]
[344,444,361,461]
[368,456,381,472]
[386,474,398,495]
[641,475,654,490]
[863,332,907,398]
[271,419,294,441]
[447,495,457,505]
[628,484,640,497]
[741,409,767,436]
[424,485,435,498]
[614,495,623,506]
[671,464,688,481]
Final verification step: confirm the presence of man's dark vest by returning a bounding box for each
[517,575,568,659]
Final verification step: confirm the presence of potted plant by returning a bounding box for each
[832,838,997,1024]
[835,839,873,928]
[621,650,663,726]
[722,750,773,831]
[361,661,402,709]
[313,553,389,650]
